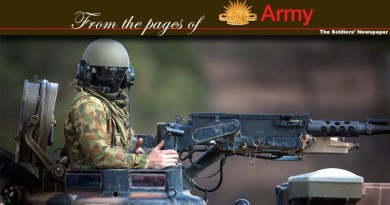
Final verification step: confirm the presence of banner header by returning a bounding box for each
[1,0,389,35]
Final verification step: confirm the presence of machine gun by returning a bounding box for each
[1,77,389,205]
[152,113,390,195]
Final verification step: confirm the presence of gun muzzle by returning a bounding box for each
[361,121,390,135]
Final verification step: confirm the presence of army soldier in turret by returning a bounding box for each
[64,39,178,169]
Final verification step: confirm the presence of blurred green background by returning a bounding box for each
[1,36,389,204]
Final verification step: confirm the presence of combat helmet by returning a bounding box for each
[76,39,135,91]
[82,39,130,68]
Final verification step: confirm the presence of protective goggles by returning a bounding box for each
[92,67,127,82]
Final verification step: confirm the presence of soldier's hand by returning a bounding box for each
[147,140,178,169]
[133,138,145,154]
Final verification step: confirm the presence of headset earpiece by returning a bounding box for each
[122,66,135,88]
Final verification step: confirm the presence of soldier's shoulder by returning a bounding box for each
[71,92,104,109]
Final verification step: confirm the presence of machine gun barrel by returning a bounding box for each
[308,119,390,137]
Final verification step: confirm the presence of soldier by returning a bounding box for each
[64,39,178,169]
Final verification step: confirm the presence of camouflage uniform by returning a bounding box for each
[64,88,148,169]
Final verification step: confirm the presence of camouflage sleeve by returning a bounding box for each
[71,99,149,169]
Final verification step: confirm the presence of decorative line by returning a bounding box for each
[0,27,389,31]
